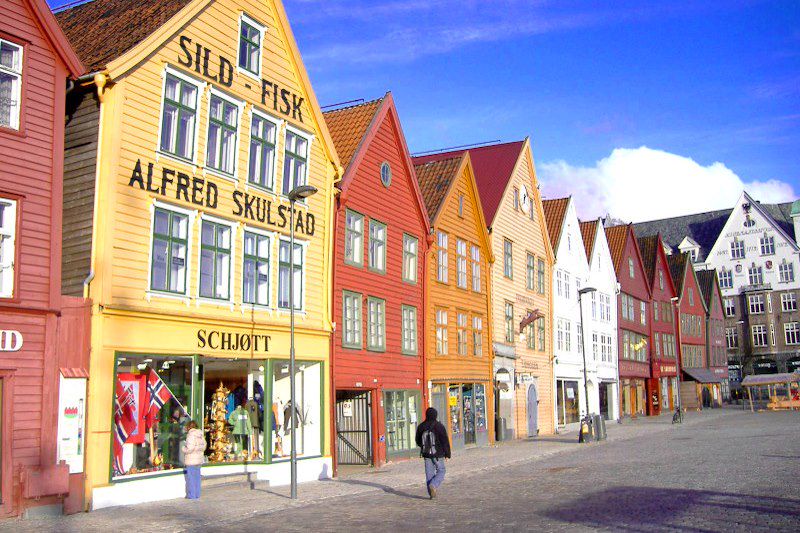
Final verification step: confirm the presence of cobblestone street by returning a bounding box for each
[8,408,800,532]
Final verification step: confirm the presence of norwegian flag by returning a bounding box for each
[113,380,137,475]
[145,369,187,430]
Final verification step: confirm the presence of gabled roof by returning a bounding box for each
[579,219,599,258]
[323,98,382,170]
[637,235,659,286]
[542,197,570,255]
[696,269,719,311]
[412,140,525,225]
[604,224,630,271]
[55,0,193,72]
[413,155,464,222]
[667,253,688,296]
[24,0,84,77]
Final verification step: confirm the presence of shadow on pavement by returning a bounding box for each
[332,478,429,501]
[543,486,800,530]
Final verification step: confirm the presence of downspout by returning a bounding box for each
[328,166,343,477]
[84,72,109,301]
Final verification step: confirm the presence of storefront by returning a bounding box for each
[556,379,580,427]
[598,380,617,420]
[494,363,515,441]
[431,382,489,449]
[383,389,422,458]
[621,378,646,417]
[680,368,723,410]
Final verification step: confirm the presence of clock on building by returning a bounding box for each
[520,185,531,215]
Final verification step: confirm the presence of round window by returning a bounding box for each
[380,162,391,188]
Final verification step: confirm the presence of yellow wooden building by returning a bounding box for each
[412,152,495,449]
[57,0,340,509]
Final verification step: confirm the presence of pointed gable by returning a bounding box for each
[636,235,659,288]
[667,253,688,297]
[542,197,570,255]
[580,220,598,258]
[413,156,463,222]
[605,224,629,272]
[323,98,382,170]
[696,269,720,311]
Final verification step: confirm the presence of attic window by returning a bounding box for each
[380,162,391,188]
[628,258,634,279]
[238,14,265,77]
[458,195,464,218]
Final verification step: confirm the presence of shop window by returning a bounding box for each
[282,128,310,195]
[199,218,232,300]
[367,297,386,351]
[402,234,418,284]
[448,386,461,438]
[0,39,22,130]
[271,360,322,460]
[278,240,304,310]
[471,245,481,292]
[248,111,277,189]
[150,206,189,295]
[242,230,270,306]
[526,253,535,290]
[537,258,546,294]
[503,239,513,279]
[342,291,362,349]
[159,71,198,161]
[436,309,448,355]
[206,92,240,176]
[457,312,468,355]
[384,390,421,454]
[344,210,364,267]
[368,220,387,273]
[238,14,264,77]
[0,199,17,298]
[557,380,580,425]
[437,231,448,283]
[401,305,418,355]
[456,239,467,288]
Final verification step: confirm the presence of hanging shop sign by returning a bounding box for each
[197,328,272,353]
[57,376,87,473]
[0,330,23,352]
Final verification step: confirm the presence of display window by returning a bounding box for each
[383,390,421,454]
[448,385,462,439]
[556,379,580,425]
[270,360,322,460]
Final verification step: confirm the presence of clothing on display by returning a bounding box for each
[245,399,261,430]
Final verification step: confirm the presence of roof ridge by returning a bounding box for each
[322,97,384,115]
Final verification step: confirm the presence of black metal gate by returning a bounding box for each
[335,390,372,465]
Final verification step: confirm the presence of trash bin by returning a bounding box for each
[592,414,607,441]
[495,417,507,442]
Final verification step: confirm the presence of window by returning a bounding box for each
[628,258,635,278]
[781,293,797,312]
[725,327,738,348]
[689,249,697,262]
[472,316,483,356]
[688,288,694,306]
[513,187,520,210]
[592,333,599,361]
[0,199,17,297]
[564,272,571,299]
[577,323,583,355]
[206,93,239,175]
[238,15,264,76]
[457,312,468,355]
[526,253,535,290]
[655,332,661,357]
[368,220,387,273]
[719,268,733,289]
[759,234,775,256]
[640,301,647,325]
[342,291,362,349]
[159,73,198,160]
[780,261,795,283]
[402,234,418,283]
[730,238,745,259]
[591,292,597,319]
[621,294,629,321]
[436,310,448,355]
[471,245,481,292]
[437,232,448,283]
[278,240,304,310]
[654,299,660,321]
[538,317,546,351]
[601,294,611,322]
[344,210,364,266]
[282,129,310,194]
[526,311,536,349]
[723,297,735,317]
[380,162,392,188]
[503,239,513,279]
[564,320,572,351]
[458,195,464,218]
[658,270,664,290]
[456,239,468,288]
[556,270,563,297]
[242,231,270,306]
[602,335,613,362]
[401,305,418,355]
[537,259,546,294]
[271,360,322,459]
[367,297,386,351]
[504,302,514,343]
[785,322,800,345]
[199,219,232,300]
[748,264,763,286]
[0,39,22,129]
[748,294,764,314]
[384,390,421,454]
[248,112,277,189]
[751,324,768,347]
[150,207,189,295]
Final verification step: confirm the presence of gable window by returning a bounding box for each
[689,249,697,262]
[537,258,546,294]
[504,302,514,343]
[401,305,418,355]
[282,129,310,194]
[206,93,240,176]
[344,210,364,266]
[199,218,232,300]
[278,240,304,310]
[723,297,735,317]
[748,294,764,315]
[513,187,520,210]
[0,39,23,130]
[248,112,277,189]
[0,199,17,297]
[725,327,738,348]
[150,206,189,295]
[781,293,797,312]
[242,230,270,306]
[238,14,264,76]
[159,72,198,160]
[437,231,448,283]
[628,258,635,279]
[402,234,418,283]
[719,268,733,289]
[436,309,448,355]
[688,288,694,306]
[367,297,386,351]
[457,312,468,355]
[526,253,535,290]
[730,238,745,259]
[456,239,468,288]
[458,195,464,218]
[748,264,763,286]
[759,234,775,256]
[342,291,362,349]
[658,270,664,290]
[380,162,392,188]
[751,324,767,347]
[368,220,387,273]
[785,322,800,345]
[779,261,795,283]
[503,239,513,279]
[472,316,483,356]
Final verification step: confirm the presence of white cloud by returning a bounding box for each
[539,146,796,223]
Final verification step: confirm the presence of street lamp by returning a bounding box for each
[578,286,597,442]
[671,296,682,423]
[287,184,317,499]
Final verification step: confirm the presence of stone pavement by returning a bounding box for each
[8,407,798,532]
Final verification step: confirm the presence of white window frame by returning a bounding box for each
[751,325,767,347]
[437,231,448,283]
[0,38,23,130]
[472,316,483,356]
[366,297,386,352]
[730,238,745,259]
[156,66,202,166]
[246,107,282,191]
[205,87,244,181]
[785,322,800,345]
[457,312,468,356]
[0,198,18,298]
[197,213,236,303]
[780,261,795,283]
[237,13,266,80]
[146,200,196,301]
[342,291,363,349]
[241,225,275,309]
[436,309,448,355]
[781,292,797,312]
[277,236,309,313]
[402,234,419,284]
[401,305,418,355]
[723,297,735,317]
[748,294,764,315]
[748,264,763,286]
[456,239,468,288]
[760,234,775,256]
[471,245,481,292]
[719,268,733,289]
[281,124,314,197]
[725,327,738,349]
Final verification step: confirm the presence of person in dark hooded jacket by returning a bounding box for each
[415,407,451,499]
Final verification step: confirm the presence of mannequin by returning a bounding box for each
[272,397,284,456]
[228,403,253,458]
[244,396,261,457]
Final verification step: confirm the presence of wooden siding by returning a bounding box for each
[617,230,651,380]
[651,247,679,378]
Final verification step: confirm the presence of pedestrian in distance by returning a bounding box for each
[181,420,206,499]
[415,407,451,500]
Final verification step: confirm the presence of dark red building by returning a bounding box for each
[324,94,429,468]
[697,269,728,404]
[606,225,651,417]
[638,234,679,416]
[0,0,87,517]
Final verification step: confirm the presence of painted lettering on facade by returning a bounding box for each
[0,330,23,352]
[197,329,271,352]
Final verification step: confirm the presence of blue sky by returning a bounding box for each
[48,0,800,221]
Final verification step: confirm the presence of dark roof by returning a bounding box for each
[55,0,193,72]
[637,234,659,287]
[413,141,525,226]
[667,253,688,296]
[695,269,718,310]
[413,155,463,222]
[323,98,382,170]
[542,197,570,255]
[579,220,598,258]
[633,201,794,261]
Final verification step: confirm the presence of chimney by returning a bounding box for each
[792,200,800,246]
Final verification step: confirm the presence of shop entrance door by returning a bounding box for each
[335,391,372,465]
[526,382,539,436]
[599,383,609,420]
[462,384,475,445]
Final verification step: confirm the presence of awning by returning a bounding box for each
[741,372,800,387]
[682,368,722,384]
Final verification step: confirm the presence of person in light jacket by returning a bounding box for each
[181,420,206,499]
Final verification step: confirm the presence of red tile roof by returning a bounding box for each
[413,155,463,222]
[667,253,688,297]
[579,220,598,258]
[695,269,719,309]
[55,0,193,72]
[637,235,659,288]
[413,141,525,225]
[542,197,570,255]
[323,98,382,170]
[604,224,630,271]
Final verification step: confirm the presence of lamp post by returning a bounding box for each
[671,296,683,423]
[287,184,318,499]
[578,286,597,441]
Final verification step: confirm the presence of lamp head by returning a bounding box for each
[578,287,597,296]
[287,184,318,202]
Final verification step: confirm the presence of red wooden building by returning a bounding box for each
[0,0,87,518]
[606,225,651,417]
[638,234,679,416]
[697,269,728,402]
[324,94,429,468]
